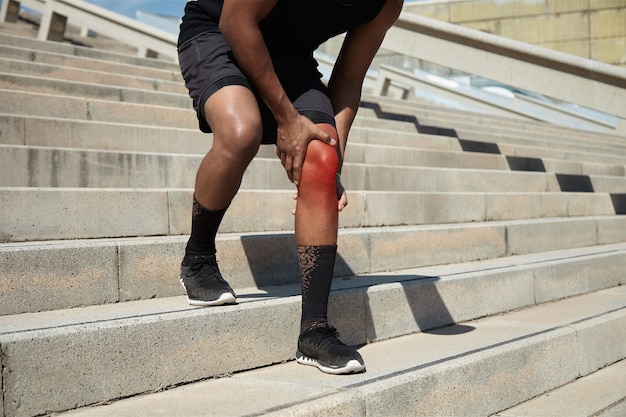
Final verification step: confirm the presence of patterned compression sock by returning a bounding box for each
[185,195,228,256]
[298,244,337,333]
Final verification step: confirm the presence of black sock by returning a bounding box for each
[298,244,337,334]
[185,195,228,257]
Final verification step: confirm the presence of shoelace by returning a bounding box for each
[313,325,343,346]
[186,256,223,282]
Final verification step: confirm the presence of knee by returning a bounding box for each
[301,125,339,187]
[212,118,262,162]
[230,120,263,157]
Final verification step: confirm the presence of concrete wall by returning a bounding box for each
[404,0,626,69]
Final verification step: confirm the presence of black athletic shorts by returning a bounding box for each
[178,30,336,144]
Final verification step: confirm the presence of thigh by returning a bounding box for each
[259,70,337,144]
[204,85,263,151]
[292,84,336,127]
[178,30,253,134]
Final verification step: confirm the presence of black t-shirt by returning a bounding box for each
[178,0,387,56]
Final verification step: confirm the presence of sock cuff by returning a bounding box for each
[192,194,229,218]
[296,244,337,256]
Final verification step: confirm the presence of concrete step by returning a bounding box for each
[0,72,192,108]
[0,114,458,154]
[0,114,211,153]
[2,112,624,181]
[6,281,623,417]
[1,28,623,166]
[498,143,626,177]
[0,136,626,193]
[8,51,602,156]
[0,89,416,133]
[369,95,626,151]
[4,142,625,193]
[0,142,511,188]
[2,91,624,175]
[0,70,625,169]
[2,217,626,315]
[0,143,515,188]
[455,126,626,163]
[495,359,626,417]
[0,18,39,39]
[399,115,626,165]
[1,52,622,161]
[362,99,626,159]
[2,179,625,240]
[3,158,562,196]
[0,56,187,94]
[0,32,179,71]
[0,44,184,82]
[0,88,198,128]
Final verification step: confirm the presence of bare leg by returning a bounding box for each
[294,126,365,374]
[295,124,339,330]
[180,85,262,306]
[195,85,263,211]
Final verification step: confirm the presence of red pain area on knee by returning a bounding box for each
[302,135,339,186]
[298,129,339,200]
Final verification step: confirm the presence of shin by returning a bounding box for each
[296,123,340,332]
[295,123,340,246]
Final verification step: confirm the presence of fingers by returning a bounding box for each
[276,118,336,185]
[291,153,303,186]
[291,192,298,215]
[284,155,294,183]
[314,124,336,146]
[338,192,348,211]
[291,124,335,185]
[337,181,348,211]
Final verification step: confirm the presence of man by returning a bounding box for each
[177,0,402,375]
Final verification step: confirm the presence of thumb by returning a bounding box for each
[315,123,337,146]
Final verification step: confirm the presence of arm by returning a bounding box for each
[328,0,403,174]
[219,0,333,185]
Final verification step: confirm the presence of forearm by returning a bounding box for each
[219,5,298,124]
[328,77,362,173]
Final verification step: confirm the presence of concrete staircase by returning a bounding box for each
[1,17,626,417]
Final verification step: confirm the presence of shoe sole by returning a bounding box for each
[295,351,365,375]
[179,279,237,306]
[186,292,236,306]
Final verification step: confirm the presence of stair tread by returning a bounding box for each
[3,241,625,333]
[496,359,626,417]
[52,285,626,416]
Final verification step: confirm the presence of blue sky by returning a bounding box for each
[86,0,187,19]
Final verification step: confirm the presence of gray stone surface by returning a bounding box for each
[118,237,186,301]
[1,297,301,417]
[534,252,626,303]
[0,114,210,154]
[0,56,186,93]
[505,217,598,255]
[575,307,626,376]
[0,188,169,242]
[48,286,626,417]
[496,359,626,417]
[369,222,506,271]
[0,240,119,315]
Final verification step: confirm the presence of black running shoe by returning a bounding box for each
[296,324,365,375]
[179,254,236,306]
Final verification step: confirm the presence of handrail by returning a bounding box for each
[373,64,619,133]
[382,12,626,134]
[1,0,178,60]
